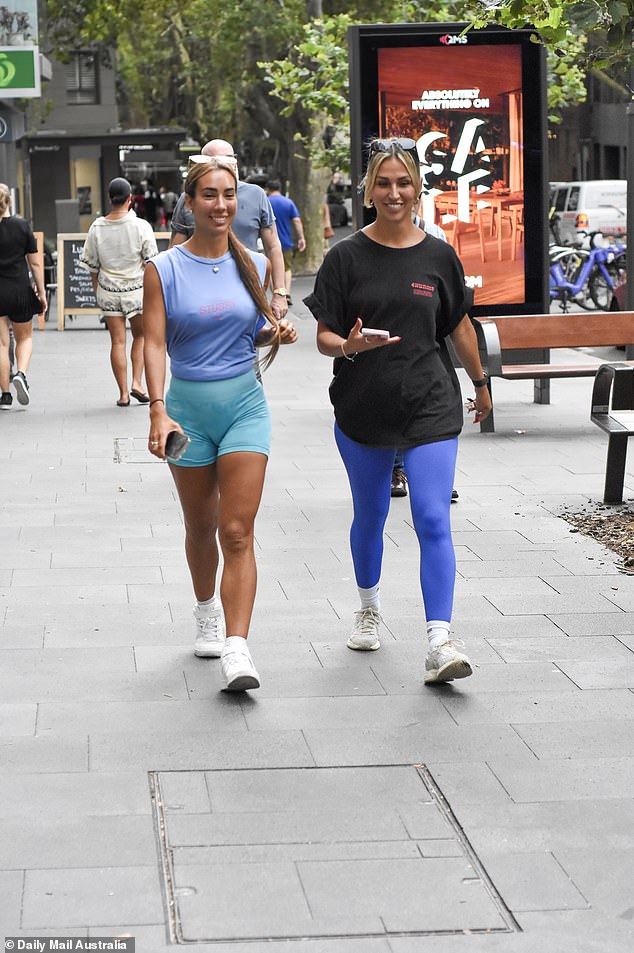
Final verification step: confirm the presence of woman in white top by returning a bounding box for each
[80,177,158,406]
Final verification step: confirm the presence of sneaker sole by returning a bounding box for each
[13,377,29,405]
[347,637,380,651]
[194,643,224,658]
[424,658,473,684]
[0,405,12,410]
[224,673,260,691]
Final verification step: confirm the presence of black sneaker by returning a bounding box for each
[451,489,459,503]
[0,391,12,409]
[391,467,408,498]
[13,371,29,405]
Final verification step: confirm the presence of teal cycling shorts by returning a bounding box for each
[165,370,271,468]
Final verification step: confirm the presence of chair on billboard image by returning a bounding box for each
[436,196,487,264]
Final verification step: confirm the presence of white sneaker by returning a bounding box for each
[424,640,473,684]
[193,599,225,658]
[347,607,382,651]
[221,639,260,691]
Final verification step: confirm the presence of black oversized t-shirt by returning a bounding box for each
[0,215,38,283]
[304,231,468,447]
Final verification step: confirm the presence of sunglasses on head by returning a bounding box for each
[187,154,239,171]
[368,138,418,159]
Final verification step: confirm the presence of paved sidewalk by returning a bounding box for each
[1,277,633,951]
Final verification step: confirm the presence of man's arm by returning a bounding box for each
[292,216,306,253]
[260,223,288,320]
[168,193,192,248]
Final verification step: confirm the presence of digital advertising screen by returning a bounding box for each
[349,24,549,316]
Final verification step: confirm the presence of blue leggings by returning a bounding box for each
[335,423,458,622]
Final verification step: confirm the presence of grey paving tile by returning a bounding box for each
[90,729,314,772]
[38,698,246,734]
[0,584,130,606]
[201,765,430,813]
[472,851,589,913]
[458,799,634,853]
[0,703,36,736]
[167,808,410,847]
[0,670,188,703]
[22,866,164,927]
[425,762,512,805]
[485,593,618,615]
[185,663,386,699]
[160,770,211,814]
[0,771,152,817]
[556,848,634,922]
[5,602,173,625]
[0,646,135,675]
[0,869,24,930]
[0,814,157,868]
[43,621,188,647]
[555,659,634,689]
[303,723,533,767]
[11,566,163,586]
[513,719,634,759]
[296,856,505,932]
[0,624,45,648]
[548,612,634,636]
[241,694,455,730]
[487,757,634,801]
[0,735,88,773]
[440,688,634,725]
[487,635,634,663]
[457,556,573,578]
[173,841,422,867]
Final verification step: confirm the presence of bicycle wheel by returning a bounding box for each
[588,259,627,309]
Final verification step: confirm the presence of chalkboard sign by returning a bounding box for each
[56,232,170,330]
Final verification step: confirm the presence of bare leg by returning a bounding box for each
[12,320,33,374]
[128,312,145,393]
[216,451,268,637]
[105,315,129,402]
[169,462,220,603]
[285,267,292,296]
[0,317,10,391]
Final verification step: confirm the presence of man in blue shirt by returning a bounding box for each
[266,180,306,306]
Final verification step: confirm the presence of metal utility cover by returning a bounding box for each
[150,764,518,943]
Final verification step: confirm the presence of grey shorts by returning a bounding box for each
[96,286,143,319]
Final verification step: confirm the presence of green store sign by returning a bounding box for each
[0,47,40,97]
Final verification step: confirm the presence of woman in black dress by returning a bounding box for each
[0,183,47,408]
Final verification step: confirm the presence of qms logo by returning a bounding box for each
[439,34,467,45]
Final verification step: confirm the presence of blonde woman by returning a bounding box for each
[143,157,296,691]
[0,184,46,408]
[305,139,491,685]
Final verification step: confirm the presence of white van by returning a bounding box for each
[551,180,627,244]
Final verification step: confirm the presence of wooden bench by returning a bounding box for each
[471,311,634,432]
[591,363,634,504]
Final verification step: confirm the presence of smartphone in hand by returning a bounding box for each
[165,430,190,461]
[360,327,390,339]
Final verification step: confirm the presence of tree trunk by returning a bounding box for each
[289,116,332,274]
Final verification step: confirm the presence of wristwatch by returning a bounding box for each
[471,374,489,388]
[272,287,288,297]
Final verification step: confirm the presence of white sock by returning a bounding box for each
[223,635,248,653]
[427,620,451,648]
[358,583,380,610]
[194,595,219,616]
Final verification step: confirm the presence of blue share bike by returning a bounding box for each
[549,232,627,312]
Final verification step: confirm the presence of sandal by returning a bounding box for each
[130,389,150,404]
[117,398,130,407]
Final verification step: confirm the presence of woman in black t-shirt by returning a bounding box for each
[0,183,47,408]
[304,139,491,685]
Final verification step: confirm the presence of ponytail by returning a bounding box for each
[228,231,280,370]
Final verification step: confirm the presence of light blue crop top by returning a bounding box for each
[151,244,268,381]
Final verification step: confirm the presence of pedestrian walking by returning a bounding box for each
[170,140,289,321]
[143,156,297,692]
[304,138,492,684]
[0,182,47,409]
[80,177,158,406]
[265,179,306,306]
[159,185,177,229]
